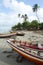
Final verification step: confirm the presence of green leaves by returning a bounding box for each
[32,4,40,22]
[21,14,28,22]
[31,20,39,29]
[33,4,39,12]
[39,23,43,30]
[22,21,30,30]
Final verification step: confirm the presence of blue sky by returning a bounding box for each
[18,0,43,7]
[0,0,43,28]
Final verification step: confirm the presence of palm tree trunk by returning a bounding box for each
[36,12,40,23]
[36,12,40,29]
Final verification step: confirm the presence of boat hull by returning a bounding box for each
[16,33,24,36]
[9,43,43,65]
[0,33,16,38]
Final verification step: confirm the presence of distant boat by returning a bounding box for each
[0,33,16,38]
[7,39,43,65]
[16,32,25,36]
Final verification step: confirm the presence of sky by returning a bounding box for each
[0,0,43,28]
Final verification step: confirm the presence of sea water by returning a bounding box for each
[0,26,11,33]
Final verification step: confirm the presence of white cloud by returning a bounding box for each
[29,16,37,22]
[38,8,43,17]
[3,0,32,14]
[0,12,19,26]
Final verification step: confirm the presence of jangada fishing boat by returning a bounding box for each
[0,32,25,38]
[0,33,16,38]
[7,39,43,65]
[16,32,25,36]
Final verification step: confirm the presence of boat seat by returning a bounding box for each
[11,40,43,50]
[20,42,26,46]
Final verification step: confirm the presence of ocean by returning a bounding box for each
[0,26,11,33]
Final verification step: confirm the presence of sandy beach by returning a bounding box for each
[0,31,43,65]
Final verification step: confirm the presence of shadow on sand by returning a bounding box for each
[0,50,37,65]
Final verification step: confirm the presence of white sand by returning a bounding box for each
[16,31,43,44]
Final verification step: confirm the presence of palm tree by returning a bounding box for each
[32,4,40,22]
[18,13,20,18]
[21,14,28,22]
[18,14,28,22]
[18,13,21,23]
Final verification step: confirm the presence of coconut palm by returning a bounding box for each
[18,13,20,18]
[18,14,28,22]
[18,13,21,23]
[32,4,40,22]
[21,14,28,22]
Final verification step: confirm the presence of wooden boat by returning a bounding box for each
[16,32,25,36]
[7,39,43,65]
[0,33,16,38]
